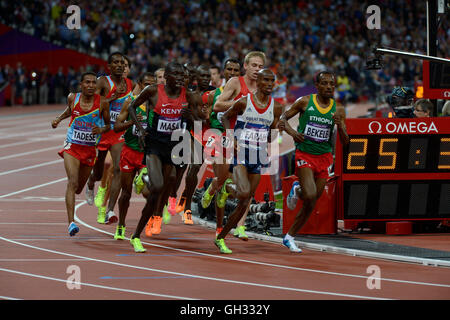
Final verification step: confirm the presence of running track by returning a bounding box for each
[1,105,449,304]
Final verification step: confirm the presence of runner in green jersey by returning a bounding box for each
[279,71,349,253]
[112,72,154,240]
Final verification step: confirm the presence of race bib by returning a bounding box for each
[110,110,120,124]
[157,117,181,133]
[132,122,147,136]
[304,122,331,143]
[71,128,96,145]
[240,128,268,143]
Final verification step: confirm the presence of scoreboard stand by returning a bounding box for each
[335,117,450,234]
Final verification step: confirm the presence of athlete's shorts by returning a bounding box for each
[144,138,178,166]
[58,142,97,167]
[229,147,269,175]
[295,150,333,179]
[120,144,145,173]
[97,129,124,151]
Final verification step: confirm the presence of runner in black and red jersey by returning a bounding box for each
[126,62,202,253]
[51,72,110,236]
[85,52,134,224]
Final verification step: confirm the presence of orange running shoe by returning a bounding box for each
[151,216,162,235]
[183,209,194,225]
[145,216,154,237]
[176,196,186,214]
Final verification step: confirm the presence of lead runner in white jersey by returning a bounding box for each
[215,69,283,254]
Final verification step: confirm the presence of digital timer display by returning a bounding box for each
[335,117,450,221]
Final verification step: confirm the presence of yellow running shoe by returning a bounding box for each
[130,237,146,253]
[133,167,148,194]
[214,238,232,254]
[114,225,126,240]
[233,225,248,241]
[94,185,107,207]
[216,178,232,208]
[201,183,214,209]
[162,205,171,224]
[97,206,106,224]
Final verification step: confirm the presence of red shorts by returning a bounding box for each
[58,142,97,167]
[97,130,125,151]
[295,150,333,179]
[120,144,145,173]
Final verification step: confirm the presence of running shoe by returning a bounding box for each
[214,238,232,254]
[106,210,118,224]
[97,206,107,224]
[176,196,186,214]
[133,167,148,194]
[68,222,79,237]
[183,209,194,225]
[94,185,107,207]
[130,237,146,253]
[282,236,302,253]
[162,205,171,224]
[114,225,126,240]
[145,216,154,237]
[167,197,177,216]
[233,225,248,241]
[201,183,214,209]
[151,216,162,235]
[286,181,300,210]
[85,186,94,205]
[216,178,232,208]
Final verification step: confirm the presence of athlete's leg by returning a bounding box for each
[106,141,124,213]
[118,169,136,227]
[287,167,322,237]
[63,152,81,224]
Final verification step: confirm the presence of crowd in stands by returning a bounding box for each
[0,0,449,106]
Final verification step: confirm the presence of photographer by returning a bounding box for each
[386,86,415,118]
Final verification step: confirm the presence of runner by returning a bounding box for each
[209,51,266,240]
[112,72,154,240]
[214,68,282,253]
[85,52,134,224]
[280,71,349,253]
[126,62,202,252]
[51,72,111,236]
[199,58,241,236]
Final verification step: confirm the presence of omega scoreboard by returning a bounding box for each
[335,117,450,221]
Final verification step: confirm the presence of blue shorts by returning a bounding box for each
[229,148,269,175]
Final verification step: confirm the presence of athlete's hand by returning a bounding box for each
[292,132,305,143]
[332,112,345,128]
[92,125,103,135]
[277,118,286,132]
[51,118,60,129]
[138,133,147,151]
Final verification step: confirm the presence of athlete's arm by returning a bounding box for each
[333,103,349,146]
[93,97,111,135]
[129,84,157,136]
[114,97,137,133]
[268,100,283,143]
[222,96,246,130]
[51,93,74,128]
[213,77,239,112]
[278,95,309,143]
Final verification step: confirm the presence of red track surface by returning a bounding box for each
[1,105,449,302]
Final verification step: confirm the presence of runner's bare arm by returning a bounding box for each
[268,100,283,142]
[278,95,309,143]
[51,93,74,128]
[213,77,239,112]
[114,97,135,133]
[222,96,246,130]
[93,97,111,135]
[333,103,349,146]
[128,84,157,136]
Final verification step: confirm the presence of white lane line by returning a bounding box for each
[0,146,60,160]
[74,202,450,290]
[0,236,389,300]
[0,177,67,199]
[0,295,22,300]
[0,259,87,262]
[0,267,195,300]
[0,159,63,176]
[0,137,61,150]
[0,128,59,140]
